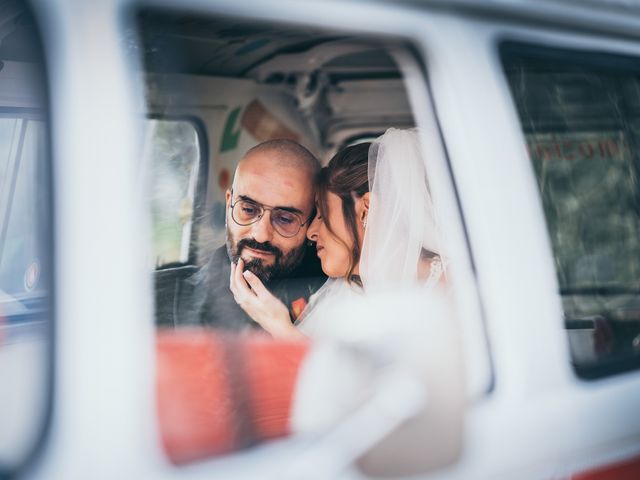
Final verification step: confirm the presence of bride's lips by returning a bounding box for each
[244,247,274,259]
[316,245,325,255]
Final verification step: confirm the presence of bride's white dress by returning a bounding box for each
[288,129,458,472]
[295,278,363,338]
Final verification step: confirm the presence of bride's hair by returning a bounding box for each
[316,142,370,283]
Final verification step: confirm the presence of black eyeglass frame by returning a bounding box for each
[228,189,314,238]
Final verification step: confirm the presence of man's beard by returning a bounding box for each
[226,229,306,284]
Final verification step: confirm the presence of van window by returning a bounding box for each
[143,118,202,267]
[501,43,640,378]
[135,10,469,473]
[0,118,46,293]
[0,6,51,475]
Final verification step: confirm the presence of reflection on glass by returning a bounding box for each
[503,45,640,376]
[144,119,200,268]
[0,2,50,471]
[0,114,50,468]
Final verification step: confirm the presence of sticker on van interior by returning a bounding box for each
[220,106,242,153]
[218,168,230,190]
[526,131,631,163]
[241,99,299,143]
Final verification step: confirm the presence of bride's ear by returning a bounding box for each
[359,192,370,221]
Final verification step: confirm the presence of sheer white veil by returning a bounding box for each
[296,128,444,335]
[361,128,443,289]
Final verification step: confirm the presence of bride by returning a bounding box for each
[229,128,446,339]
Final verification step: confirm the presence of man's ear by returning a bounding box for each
[225,189,232,207]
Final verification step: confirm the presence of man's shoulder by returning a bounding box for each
[177,244,256,330]
[213,244,229,258]
[189,246,229,278]
[211,245,231,266]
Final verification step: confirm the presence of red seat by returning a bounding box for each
[156,330,309,464]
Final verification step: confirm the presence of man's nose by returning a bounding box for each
[306,216,319,242]
[251,211,274,243]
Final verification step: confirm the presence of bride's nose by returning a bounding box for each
[306,215,320,241]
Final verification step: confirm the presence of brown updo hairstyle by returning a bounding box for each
[316,142,371,283]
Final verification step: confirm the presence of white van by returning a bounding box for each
[1,0,640,479]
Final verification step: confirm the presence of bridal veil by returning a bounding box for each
[296,127,445,336]
[360,127,443,289]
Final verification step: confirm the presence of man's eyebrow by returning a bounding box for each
[237,194,304,215]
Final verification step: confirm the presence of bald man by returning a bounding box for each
[174,140,326,331]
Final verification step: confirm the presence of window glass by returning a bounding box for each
[1,119,46,297]
[502,44,640,378]
[0,119,18,182]
[0,5,51,471]
[0,112,50,468]
[135,10,467,476]
[143,119,201,268]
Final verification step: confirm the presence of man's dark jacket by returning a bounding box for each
[169,245,326,331]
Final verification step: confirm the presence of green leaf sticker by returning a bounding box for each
[220,106,242,153]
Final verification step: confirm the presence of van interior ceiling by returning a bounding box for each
[135,11,415,157]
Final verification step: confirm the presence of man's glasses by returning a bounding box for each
[229,191,312,238]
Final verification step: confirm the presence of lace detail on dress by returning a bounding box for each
[423,257,444,289]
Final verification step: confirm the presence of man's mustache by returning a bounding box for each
[236,238,282,258]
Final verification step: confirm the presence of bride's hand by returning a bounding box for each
[230,258,305,340]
